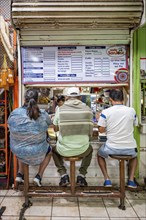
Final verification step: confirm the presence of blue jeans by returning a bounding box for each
[98,144,137,158]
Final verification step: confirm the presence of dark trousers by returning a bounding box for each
[52,145,93,176]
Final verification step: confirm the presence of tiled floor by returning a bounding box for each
[0,189,146,220]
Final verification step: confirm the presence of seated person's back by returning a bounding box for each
[52,87,93,187]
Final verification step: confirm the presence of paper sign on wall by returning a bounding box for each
[140,58,146,79]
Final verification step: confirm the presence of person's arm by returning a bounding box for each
[97,111,107,133]
[53,124,59,132]
[43,110,52,126]
[53,108,59,132]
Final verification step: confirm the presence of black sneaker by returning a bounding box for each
[59,174,70,186]
[76,175,88,186]
[15,172,24,183]
[33,174,42,187]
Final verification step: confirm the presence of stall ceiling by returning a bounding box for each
[11,0,144,46]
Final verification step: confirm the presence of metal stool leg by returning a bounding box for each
[119,159,126,210]
[70,160,76,194]
[24,164,29,206]
[19,164,32,220]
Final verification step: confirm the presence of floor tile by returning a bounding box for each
[52,206,79,217]
[0,197,24,216]
[24,205,52,217]
[0,190,8,196]
[0,189,145,220]
[78,197,103,202]
[24,218,50,220]
[52,218,80,220]
[110,218,139,220]
[103,199,137,218]
[0,197,4,203]
[53,197,78,205]
[30,197,53,205]
[81,218,109,220]
[1,217,19,220]
[24,198,52,217]
[79,197,108,218]
[103,197,131,207]
[5,189,23,197]
[128,199,146,218]
[52,197,79,217]
[126,191,146,200]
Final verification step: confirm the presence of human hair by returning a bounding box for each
[57,95,65,104]
[24,89,40,120]
[109,89,124,102]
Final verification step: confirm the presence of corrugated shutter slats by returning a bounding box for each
[11,0,143,46]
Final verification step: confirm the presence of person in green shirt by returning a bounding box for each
[53,87,93,186]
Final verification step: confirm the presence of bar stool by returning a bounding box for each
[109,155,133,210]
[64,157,81,194]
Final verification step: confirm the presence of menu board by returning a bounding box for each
[21,46,128,84]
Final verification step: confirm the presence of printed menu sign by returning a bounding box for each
[21,46,128,84]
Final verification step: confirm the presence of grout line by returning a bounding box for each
[50,197,54,220]
[77,197,81,220]
[102,197,110,220]
[127,197,142,219]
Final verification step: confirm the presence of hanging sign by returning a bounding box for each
[21,46,128,84]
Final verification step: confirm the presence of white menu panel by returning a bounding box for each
[21,46,128,84]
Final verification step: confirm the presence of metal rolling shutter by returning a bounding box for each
[11,0,144,46]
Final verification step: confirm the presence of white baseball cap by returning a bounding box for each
[65,87,80,96]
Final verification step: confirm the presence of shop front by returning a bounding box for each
[10,0,145,184]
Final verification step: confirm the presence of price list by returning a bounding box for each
[22,46,127,84]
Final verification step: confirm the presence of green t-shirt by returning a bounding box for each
[53,107,90,157]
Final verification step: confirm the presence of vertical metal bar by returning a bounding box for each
[133,30,140,178]
[16,30,22,107]
[119,159,125,209]
[130,29,134,107]
[24,164,29,206]
[13,30,19,189]
[70,160,75,195]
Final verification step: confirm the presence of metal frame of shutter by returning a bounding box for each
[11,0,144,46]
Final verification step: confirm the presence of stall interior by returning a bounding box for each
[26,85,129,141]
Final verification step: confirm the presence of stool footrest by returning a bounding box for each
[22,155,132,210]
